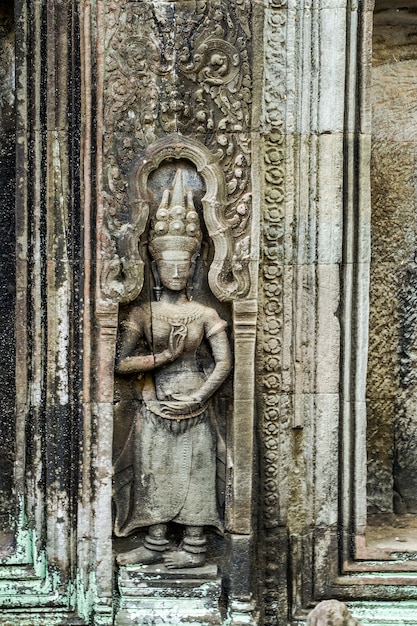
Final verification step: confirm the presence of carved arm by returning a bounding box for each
[115,323,186,375]
[158,329,232,415]
[193,330,232,404]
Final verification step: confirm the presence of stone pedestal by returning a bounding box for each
[115,564,223,625]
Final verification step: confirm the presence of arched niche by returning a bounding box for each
[101,134,257,623]
[101,134,251,305]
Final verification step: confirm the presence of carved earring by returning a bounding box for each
[151,260,162,301]
[186,252,200,301]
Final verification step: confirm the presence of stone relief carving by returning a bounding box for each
[259,136,287,626]
[260,0,288,529]
[260,2,288,624]
[96,0,256,614]
[101,134,247,303]
[100,0,252,304]
[113,168,231,568]
[261,134,286,528]
[261,8,286,133]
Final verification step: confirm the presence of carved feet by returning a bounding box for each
[116,523,169,566]
[116,525,207,569]
[116,545,164,566]
[163,549,205,569]
[116,546,206,568]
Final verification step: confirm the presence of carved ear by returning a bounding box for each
[186,252,200,300]
[151,260,162,301]
[139,241,148,259]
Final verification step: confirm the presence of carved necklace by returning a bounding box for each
[151,301,203,326]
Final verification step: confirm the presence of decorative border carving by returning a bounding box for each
[260,2,287,624]
[261,133,285,526]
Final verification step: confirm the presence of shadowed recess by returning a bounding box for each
[0,0,15,533]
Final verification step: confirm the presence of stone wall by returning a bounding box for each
[0,1,417,625]
[367,4,417,515]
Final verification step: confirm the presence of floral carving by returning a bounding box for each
[261,7,286,133]
[260,132,286,527]
[260,133,285,624]
[100,0,252,303]
[260,2,287,625]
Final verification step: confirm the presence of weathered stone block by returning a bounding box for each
[116,564,222,625]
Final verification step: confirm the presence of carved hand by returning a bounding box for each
[117,324,185,373]
[154,323,187,368]
[160,394,203,415]
[168,323,187,360]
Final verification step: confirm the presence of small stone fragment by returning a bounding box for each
[306,600,361,626]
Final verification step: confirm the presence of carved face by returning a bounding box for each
[156,250,192,291]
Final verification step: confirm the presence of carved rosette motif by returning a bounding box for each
[100,0,253,303]
[260,2,287,625]
[261,134,285,522]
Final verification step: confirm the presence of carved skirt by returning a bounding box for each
[113,405,223,536]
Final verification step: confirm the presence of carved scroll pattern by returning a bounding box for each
[260,3,287,625]
[100,0,252,303]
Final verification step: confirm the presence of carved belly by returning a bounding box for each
[154,367,206,400]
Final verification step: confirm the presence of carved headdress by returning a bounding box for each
[148,169,202,260]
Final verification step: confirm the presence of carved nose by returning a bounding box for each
[173,264,179,278]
